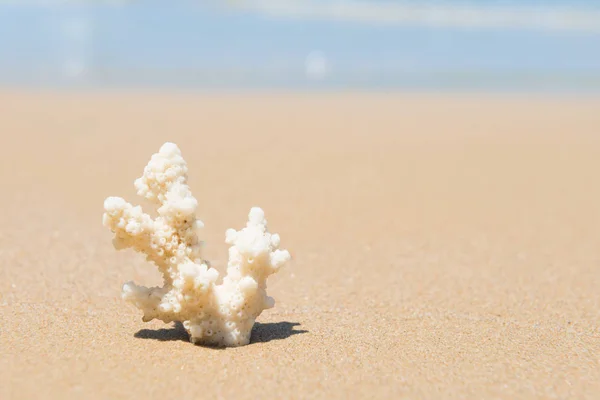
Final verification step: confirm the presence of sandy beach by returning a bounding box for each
[1,92,599,399]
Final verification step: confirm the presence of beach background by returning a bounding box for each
[1,1,600,399]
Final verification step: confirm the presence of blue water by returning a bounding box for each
[0,1,599,92]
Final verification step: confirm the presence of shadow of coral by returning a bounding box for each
[134,321,189,342]
[250,321,307,344]
[134,321,307,345]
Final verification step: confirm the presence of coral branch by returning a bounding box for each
[102,142,291,347]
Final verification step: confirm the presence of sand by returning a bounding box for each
[1,91,599,399]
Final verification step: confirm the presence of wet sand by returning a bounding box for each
[1,92,599,399]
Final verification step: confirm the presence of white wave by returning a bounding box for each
[224,0,600,32]
[2,0,600,32]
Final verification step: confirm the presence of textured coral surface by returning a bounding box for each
[103,143,290,346]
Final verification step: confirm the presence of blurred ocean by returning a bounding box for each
[0,0,599,92]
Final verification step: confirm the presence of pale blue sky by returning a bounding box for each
[1,1,599,90]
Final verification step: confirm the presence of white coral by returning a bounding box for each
[102,142,291,347]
